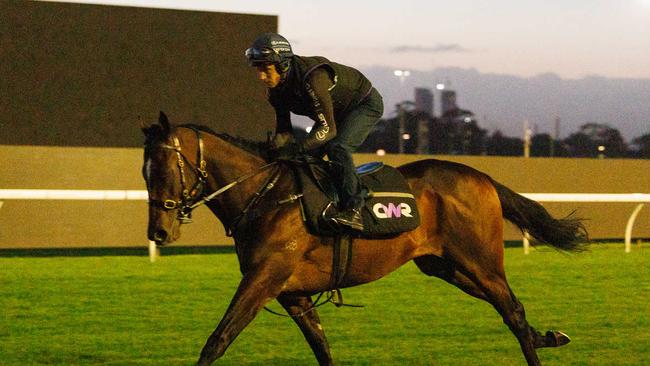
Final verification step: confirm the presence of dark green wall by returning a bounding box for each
[0,1,277,147]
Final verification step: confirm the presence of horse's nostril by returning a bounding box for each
[153,230,168,242]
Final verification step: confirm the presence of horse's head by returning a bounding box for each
[141,112,206,245]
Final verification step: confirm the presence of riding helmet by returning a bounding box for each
[245,33,293,73]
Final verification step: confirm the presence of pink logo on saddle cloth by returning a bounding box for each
[372,202,413,219]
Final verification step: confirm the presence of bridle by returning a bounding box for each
[147,127,279,231]
[147,130,208,223]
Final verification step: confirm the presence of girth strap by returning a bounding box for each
[331,235,353,292]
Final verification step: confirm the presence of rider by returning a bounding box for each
[245,33,384,232]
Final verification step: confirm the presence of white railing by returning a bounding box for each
[520,193,649,254]
[0,189,148,200]
[1,190,648,258]
[0,189,158,261]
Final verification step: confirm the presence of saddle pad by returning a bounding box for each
[296,162,420,238]
[358,164,420,237]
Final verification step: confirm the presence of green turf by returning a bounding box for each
[1,244,648,365]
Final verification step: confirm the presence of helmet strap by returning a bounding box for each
[278,59,292,80]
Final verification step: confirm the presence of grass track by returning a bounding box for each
[1,244,649,365]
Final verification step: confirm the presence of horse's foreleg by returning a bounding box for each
[197,264,290,366]
[278,294,333,366]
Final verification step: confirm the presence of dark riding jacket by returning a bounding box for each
[268,55,373,151]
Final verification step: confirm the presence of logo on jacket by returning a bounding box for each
[315,114,330,140]
[372,202,413,219]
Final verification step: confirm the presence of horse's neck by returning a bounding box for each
[208,138,262,182]
[203,135,269,223]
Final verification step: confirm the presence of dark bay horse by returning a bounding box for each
[142,113,587,366]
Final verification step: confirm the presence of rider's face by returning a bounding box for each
[255,64,282,88]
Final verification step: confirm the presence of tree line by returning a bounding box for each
[358,105,650,158]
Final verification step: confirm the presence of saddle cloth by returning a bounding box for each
[294,161,420,238]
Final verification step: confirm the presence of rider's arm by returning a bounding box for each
[302,68,337,151]
[269,93,293,147]
[269,93,292,135]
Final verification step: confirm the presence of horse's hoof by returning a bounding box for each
[545,330,571,347]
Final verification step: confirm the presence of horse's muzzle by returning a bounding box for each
[152,229,169,246]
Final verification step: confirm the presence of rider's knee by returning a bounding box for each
[326,142,353,156]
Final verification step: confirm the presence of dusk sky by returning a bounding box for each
[51,0,650,79]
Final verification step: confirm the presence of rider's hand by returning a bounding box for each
[269,142,303,160]
[271,132,294,148]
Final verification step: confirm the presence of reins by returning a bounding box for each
[150,127,279,225]
[263,289,364,318]
[190,161,278,210]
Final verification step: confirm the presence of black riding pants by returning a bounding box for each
[325,87,383,209]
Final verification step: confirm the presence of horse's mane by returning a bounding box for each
[143,119,270,159]
[177,123,269,157]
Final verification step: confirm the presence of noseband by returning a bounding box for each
[148,129,208,223]
[147,127,279,230]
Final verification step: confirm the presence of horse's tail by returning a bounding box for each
[491,179,589,252]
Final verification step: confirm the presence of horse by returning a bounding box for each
[142,112,588,366]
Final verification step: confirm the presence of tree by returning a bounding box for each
[562,131,593,157]
[486,130,523,156]
[631,133,650,158]
[359,117,398,153]
[563,123,627,158]
[530,133,552,157]
[530,133,570,157]
[359,102,416,154]
[436,107,487,155]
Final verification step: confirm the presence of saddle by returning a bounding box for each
[289,158,421,238]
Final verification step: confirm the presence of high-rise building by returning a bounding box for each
[441,90,458,115]
[414,88,434,117]
[412,88,434,154]
[416,118,430,154]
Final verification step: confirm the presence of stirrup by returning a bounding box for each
[331,208,364,231]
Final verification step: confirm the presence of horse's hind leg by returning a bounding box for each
[414,254,567,349]
[414,255,489,301]
[507,287,571,349]
[277,294,333,366]
[455,259,545,365]
[450,242,574,366]
[415,253,546,365]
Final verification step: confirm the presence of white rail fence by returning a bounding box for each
[521,193,649,254]
[1,190,648,260]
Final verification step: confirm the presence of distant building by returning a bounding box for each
[360,85,486,156]
[441,90,457,115]
[414,88,434,117]
[413,88,434,154]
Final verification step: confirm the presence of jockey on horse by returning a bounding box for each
[245,33,384,232]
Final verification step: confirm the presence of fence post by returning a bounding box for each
[625,203,645,253]
[523,232,531,255]
[148,240,159,262]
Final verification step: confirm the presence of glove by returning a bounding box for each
[271,132,294,148]
[269,142,303,160]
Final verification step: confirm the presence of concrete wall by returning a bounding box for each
[0,1,277,147]
[1,145,648,248]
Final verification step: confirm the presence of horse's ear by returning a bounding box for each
[142,124,162,140]
[159,111,170,132]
